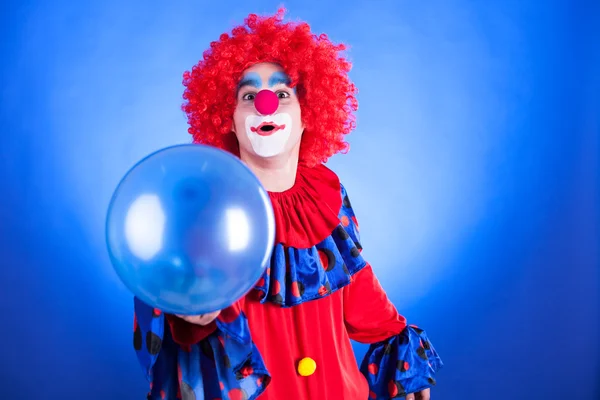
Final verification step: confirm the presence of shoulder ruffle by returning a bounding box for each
[268,163,342,249]
[256,180,366,307]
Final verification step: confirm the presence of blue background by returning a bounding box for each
[1,0,598,399]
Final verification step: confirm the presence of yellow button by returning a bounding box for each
[297,357,317,376]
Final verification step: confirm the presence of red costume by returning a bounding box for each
[132,9,442,400]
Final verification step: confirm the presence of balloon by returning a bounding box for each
[106,144,275,315]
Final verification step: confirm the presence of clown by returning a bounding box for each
[133,9,443,400]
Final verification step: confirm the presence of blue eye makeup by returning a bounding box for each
[237,72,262,91]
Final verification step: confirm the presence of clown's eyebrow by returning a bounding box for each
[268,71,291,87]
[237,72,262,91]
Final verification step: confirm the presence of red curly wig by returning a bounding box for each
[182,8,358,167]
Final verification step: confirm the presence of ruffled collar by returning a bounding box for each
[267,163,342,249]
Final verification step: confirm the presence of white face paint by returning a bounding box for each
[244,113,293,158]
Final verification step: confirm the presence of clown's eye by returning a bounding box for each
[242,93,256,101]
[276,91,290,99]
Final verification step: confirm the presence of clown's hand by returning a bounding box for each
[406,388,430,400]
[176,310,220,326]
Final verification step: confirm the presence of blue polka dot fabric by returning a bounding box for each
[360,326,443,399]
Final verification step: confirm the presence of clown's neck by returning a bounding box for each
[240,148,299,193]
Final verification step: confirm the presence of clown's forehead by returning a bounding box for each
[238,71,292,90]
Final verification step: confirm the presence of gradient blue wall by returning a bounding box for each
[1,0,598,399]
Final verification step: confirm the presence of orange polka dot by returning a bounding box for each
[404,361,410,371]
[318,286,328,296]
[271,280,281,295]
[341,215,350,227]
[219,381,225,391]
[368,363,378,375]
[153,308,162,316]
[160,390,166,399]
[240,365,254,377]
[228,388,246,400]
[318,250,329,270]
[256,277,265,287]
[257,376,263,386]
[388,380,398,397]
[291,281,301,297]
[369,391,377,399]
[351,216,359,230]
[266,268,271,276]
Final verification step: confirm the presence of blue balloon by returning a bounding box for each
[106,144,275,315]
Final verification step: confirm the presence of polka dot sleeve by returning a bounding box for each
[133,297,271,400]
[339,186,444,399]
[359,326,443,399]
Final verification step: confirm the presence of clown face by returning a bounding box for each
[232,63,304,159]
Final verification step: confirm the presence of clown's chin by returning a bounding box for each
[246,128,292,157]
[245,113,293,158]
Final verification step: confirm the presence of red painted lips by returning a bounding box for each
[250,122,286,136]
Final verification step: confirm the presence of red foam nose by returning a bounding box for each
[254,90,279,115]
